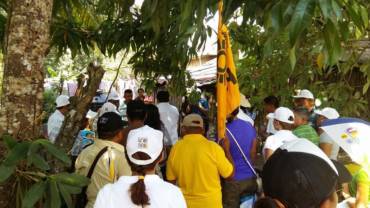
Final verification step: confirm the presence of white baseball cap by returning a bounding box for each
[273,107,295,124]
[107,91,120,101]
[293,89,314,99]
[98,102,120,117]
[126,125,164,166]
[56,95,70,108]
[315,107,340,119]
[240,94,251,108]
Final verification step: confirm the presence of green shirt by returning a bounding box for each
[293,124,320,145]
[350,168,370,202]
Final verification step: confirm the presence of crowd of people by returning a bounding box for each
[45,88,369,208]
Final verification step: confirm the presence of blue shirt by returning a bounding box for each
[226,119,256,181]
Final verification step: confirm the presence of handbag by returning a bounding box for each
[75,146,108,208]
[226,128,263,193]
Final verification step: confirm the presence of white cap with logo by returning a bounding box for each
[293,89,314,100]
[126,125,164,166]
[315,107,340,119]
[98,102,120,117]
[273,107,295,124]
[56,95,70,108]
[240,94,251,108]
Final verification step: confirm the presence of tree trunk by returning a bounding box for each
[0,0,53,206]
[55,62,105,155]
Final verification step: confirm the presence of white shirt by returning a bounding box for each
[237,109,254,126]
[263,130,298,154]
[94,175,187,208]
[47,110,65,143]
[266,113,277,135]
[157,103,179,145]
[319,132,340,160]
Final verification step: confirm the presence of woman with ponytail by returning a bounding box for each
[95,125,186,208]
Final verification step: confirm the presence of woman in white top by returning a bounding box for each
[95,126,186,208]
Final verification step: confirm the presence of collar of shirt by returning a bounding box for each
[119,174,160,183]
[274,130,298,140]
[183,134,205,140]
[94,138,124,151]
[54,110,65,118]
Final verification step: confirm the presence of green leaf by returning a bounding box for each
[3,142,30,166]
[1,134,17,150]
[62,184,83,194]
[318,0,332,20]
[363,81,370,94]
[36,139,71,166]
[58,183,73,208]
[49,180,61,208]
[271,2,283,32]
[288,0,315,46]
[54,173,90,187]
[289,46,297,69]
[22,181,46,208]
[360,5,369,28]
[0,165,16,182]
[29,154,50,171]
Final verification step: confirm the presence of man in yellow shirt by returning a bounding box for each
[167,114,234,208]
[75,112,131,208]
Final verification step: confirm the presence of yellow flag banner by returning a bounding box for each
[217,1,241,139]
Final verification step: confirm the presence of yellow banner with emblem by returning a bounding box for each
[217,0,241,139]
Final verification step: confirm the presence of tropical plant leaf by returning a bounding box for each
[49,180,61,208]
[0,165,15,182]
[29,154,50,171]
[36,139,71,166]
[54,173,90,187]
[1,134,17,150]
[58,182,73,208]
[3,142,30,166]
[22,181,46,208]
[288,0,315,46]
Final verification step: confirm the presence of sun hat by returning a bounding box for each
[315,107,340,119]
[98,102,120,117]
[272,107,295,124]
[240,94,251,108]
[293,89,314,99]
[126,125,164,166]
[182,114,204,128]
[56,95,70,108]
[262,139,351,207]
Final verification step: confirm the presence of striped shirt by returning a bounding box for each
[293,124,320,145]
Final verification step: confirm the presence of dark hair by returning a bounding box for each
[138,88,144,93]
[125,151,163,206]
[279,121,295,130]
[127,100,146,121]
[293,107,310,120]
[144,104,162,130]
[124,89,133,94]
[156,91,170,103]
[264,96,279,108]
[98,129,122,140]
[254,197,280,208]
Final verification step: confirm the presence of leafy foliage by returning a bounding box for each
[0,135,89,208]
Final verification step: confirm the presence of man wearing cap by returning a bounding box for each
[255,139,351,208]
[293,89,317,128]
[263,107,299,160]
[316,107,341,160]
[75,112,131,208]
[47,95,70,143]
[166,114,234,208]
[292,107,320,145]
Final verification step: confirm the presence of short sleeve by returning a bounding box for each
[357,169,370,185]
[319,132,334,144]
[166,146,177,181]
[214,144,233,178]
[264,135,279,151]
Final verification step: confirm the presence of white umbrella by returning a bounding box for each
[321,118,370,166]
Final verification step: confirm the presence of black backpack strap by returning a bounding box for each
[86,146,109,178]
